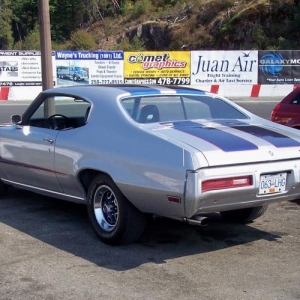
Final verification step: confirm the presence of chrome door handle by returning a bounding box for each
[43,138,54,144]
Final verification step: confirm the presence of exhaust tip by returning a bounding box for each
[194,215,210,226]
[184,215,210,226]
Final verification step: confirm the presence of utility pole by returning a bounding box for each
[38,0,54,116]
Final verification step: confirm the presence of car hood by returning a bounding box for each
[150,119,300,167]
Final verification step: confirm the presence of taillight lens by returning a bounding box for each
[202,175,252,193]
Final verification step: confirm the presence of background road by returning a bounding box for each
[0,96,299,300]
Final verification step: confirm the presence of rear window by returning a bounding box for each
[121,94,248,123]
[290,93,300,104]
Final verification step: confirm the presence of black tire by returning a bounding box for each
[0,180,8,196]
[220,205,268,223]
[87,174,146,245]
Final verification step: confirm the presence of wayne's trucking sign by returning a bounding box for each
[124,51,191,85]
[55,51,124,86]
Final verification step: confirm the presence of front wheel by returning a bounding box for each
[220,205,268,223]
[87,174,146,245]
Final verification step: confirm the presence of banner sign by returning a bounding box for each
[1,50,300,91]
[191,50,258,85]
[258,50,300,84]
[0,50,55,86]
[124,51,191,85]
[55,51,124,86]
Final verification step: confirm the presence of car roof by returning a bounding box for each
[42,84,207,98]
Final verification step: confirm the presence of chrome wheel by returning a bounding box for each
[93,185,119,232]
[87,174,146,245]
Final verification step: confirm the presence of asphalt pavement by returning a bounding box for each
[0,189,299,300]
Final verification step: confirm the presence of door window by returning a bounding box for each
[28,96,90,130]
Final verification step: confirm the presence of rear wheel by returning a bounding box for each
[87,174,146,245]
[0,180,8,196]
[220,205,268,223]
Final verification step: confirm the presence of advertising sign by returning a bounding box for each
[124,51,191,85]
[258,50,300,84]
[0,50,55,86]
[55,51,124,86]
[191,50,258,85]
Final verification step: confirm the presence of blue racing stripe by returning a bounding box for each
[118,86,162,95]
[164,86,206,95]
[175,88,206,95]
[231,125,300,148]
[118,86,206,96]
[172,121,258,152]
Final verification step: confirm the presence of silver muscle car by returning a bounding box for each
[1,85,300,245]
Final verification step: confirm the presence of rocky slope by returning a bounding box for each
[92,0,300,51]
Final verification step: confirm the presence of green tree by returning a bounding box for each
[252,24,267,49]
[10,0,84,44]
[14,25,41,50]
[49,0,83,42]
[69,30,97,50]
[0,0,14,49]
[11,0,39,43]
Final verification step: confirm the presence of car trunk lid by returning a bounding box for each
[150,119,300,167]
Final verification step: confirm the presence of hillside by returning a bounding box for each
[89,0,300,51]
[2,0,299,51]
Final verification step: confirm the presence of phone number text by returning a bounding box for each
[91,79,123,84]
[124,77,191,85]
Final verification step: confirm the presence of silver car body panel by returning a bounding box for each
[1,85,300,221]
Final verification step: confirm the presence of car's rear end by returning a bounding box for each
[150,118,300,222]
[185,158,300,219]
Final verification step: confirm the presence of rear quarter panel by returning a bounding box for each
[54,104,194,219]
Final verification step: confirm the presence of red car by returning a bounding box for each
[271,87,300,128]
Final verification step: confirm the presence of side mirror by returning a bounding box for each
[11,114,22,124]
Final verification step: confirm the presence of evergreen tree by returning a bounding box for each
[0,0,14,49]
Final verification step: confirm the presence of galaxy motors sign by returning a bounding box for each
[258,50,300,84]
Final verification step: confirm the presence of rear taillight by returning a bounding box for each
[270,104,281,121]
[202,175,252,193]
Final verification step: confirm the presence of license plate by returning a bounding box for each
[259,173,287,194]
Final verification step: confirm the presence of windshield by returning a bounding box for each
[121,94,248,124]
